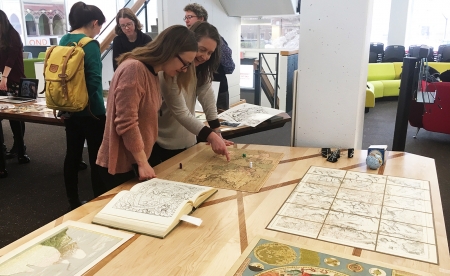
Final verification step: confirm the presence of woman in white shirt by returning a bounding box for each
[149,21,232,167]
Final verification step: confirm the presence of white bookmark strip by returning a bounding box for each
[180,215,202,226]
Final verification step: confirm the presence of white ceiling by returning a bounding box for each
[218,0,297,16]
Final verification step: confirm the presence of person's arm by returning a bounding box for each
[112,36,121,71]
[0,66,11,91]
[220,37,235,74]
[114,62,156,179]
[82,40,102,97]
[161,76,230,160]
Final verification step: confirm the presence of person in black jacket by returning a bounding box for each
[112,8,152,71]
[183,3,235,111]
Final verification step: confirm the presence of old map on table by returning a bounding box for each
[163,147,283,192]
[267,166,438,264]
[226,236,429,276]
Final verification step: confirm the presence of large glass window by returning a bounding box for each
[241,15,300,49]
[370,0,391,46]
[406,0,450,49]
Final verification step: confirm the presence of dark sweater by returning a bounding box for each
[112,30,152,71]
[0,26,25,84]
[59,34,106,116]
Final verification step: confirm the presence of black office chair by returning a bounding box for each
[383,45,405,62]
[369,42,384,62]
[409,45,434,61]
[439,45,450,62]
[369,52,378,63]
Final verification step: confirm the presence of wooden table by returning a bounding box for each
[0,100,291,139]
[1,144,448,275]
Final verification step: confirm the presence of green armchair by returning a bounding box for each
[23,58,44,78]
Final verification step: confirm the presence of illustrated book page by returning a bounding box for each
[225,236,433,276]
[218,103,284,127]
[0,220,133,276]
[92,178,216,238]
[266,166,438,264]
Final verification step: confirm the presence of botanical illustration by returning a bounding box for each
[0,221,132,276]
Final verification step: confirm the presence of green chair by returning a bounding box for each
[37,52,46,59]
[23,58,44,78]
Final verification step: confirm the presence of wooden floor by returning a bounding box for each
[0,144,449,275]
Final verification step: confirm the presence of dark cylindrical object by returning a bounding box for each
[348,148,354,158]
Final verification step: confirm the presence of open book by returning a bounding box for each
[92,178,216,238]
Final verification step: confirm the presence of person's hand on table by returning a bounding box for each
[138,162,156,181]
[206,131,230,161]
[0,77,7,91]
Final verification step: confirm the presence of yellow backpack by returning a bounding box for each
[43,37,97,113]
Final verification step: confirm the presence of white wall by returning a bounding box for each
[158,0,241,105]
[387,0,410,46]
[294,0,373,149]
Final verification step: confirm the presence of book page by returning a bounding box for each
[99,179,214,227]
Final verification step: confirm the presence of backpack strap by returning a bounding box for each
[78,36,96,48]
[40,46,57,94]
[59,46,78,100]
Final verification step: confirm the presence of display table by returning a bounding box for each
[0,144,448,275]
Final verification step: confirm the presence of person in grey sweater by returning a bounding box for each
[149,21,232,167]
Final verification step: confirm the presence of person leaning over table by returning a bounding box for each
[58,2,107,210]
[0,9,30,179]
[112,7,152,71]
[149,21,232,167]
[96,25,198,189]
[183,3,235,111]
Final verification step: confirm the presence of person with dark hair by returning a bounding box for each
[0,9,30,178]
[183,3,235,111]
[112,8,152,71]
[149,21,232,167]
[96,25,198,188]
[59,1,107,210]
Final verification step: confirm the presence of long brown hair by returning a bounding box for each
[0,10,11,51]
[117,25,198,91]
[189,21,221,87]
[115,8,143,35]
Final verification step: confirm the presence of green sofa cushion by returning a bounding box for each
[367,63,396,81]
[368,81,384,98]
[380,80,401,96]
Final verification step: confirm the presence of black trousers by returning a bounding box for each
[148,143,186,167]
[63,115,106,203]
[98,166,136,191]
[216,91,229,111]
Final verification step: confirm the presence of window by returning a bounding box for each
[53,14,64,35]
[25,14,36,36]
[406,0,450,49]
[241,16,300,49]
[370,0,391,46]
[38,14,51,36]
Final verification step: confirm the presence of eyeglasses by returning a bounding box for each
[176,54,191,70]
[183,15,197,21]
[120,22,134,29]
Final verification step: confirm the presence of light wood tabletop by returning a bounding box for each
[0,99,291,139]
[1,143,448,275]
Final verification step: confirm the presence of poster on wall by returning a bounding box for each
[240,64,254,88]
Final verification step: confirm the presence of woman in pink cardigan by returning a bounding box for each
[96,25,198,188]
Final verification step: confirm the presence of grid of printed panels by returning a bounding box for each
[267,166,438,264]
